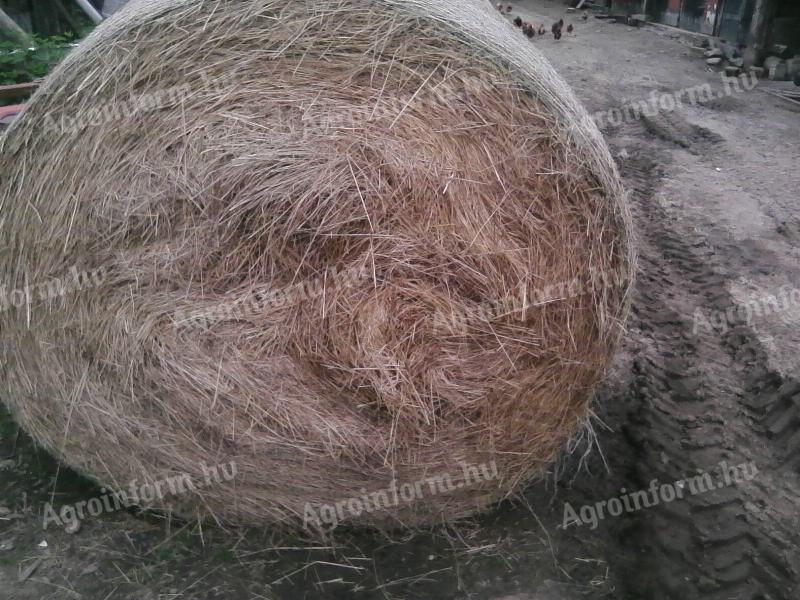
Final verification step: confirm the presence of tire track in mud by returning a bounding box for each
[600,112,800,600]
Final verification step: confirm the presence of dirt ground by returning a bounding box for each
[2,1,800,598]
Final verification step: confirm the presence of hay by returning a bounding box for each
[0,0,634,531]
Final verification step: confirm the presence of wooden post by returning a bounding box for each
[744,0,777,68]
[73,0,104,24]
[0,6,33,46]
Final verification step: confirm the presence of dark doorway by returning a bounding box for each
[678,0,706,32]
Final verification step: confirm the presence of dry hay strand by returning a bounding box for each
[0,0,634,532]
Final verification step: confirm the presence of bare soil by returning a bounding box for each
[2,1,799,599]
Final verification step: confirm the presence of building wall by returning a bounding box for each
[611,0,643,15]
[718,0,754,44]
[664,0,683,26]
[644,0,722,33]
[605,0,794,53]
[673,0,720,33]
[647,0,681,26]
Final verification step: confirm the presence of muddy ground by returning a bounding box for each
[2,1,799,598]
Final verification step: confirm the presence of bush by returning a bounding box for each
[0,34,74,85]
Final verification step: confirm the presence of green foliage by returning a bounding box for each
[0,33,76,85]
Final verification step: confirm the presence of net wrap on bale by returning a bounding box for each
[0,0,634,531]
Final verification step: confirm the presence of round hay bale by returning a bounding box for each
[0,0,634,531]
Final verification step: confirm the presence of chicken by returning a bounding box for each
[505,5,512,13]
[558,18,564,27]
[551,21,560,34]
[497,2,503,10]
[567,23,574,33]
[554,29,562,40]
[525,25,535,38]
[581,12,589,21]
[514,16,522,27]
[538,25,546,35]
